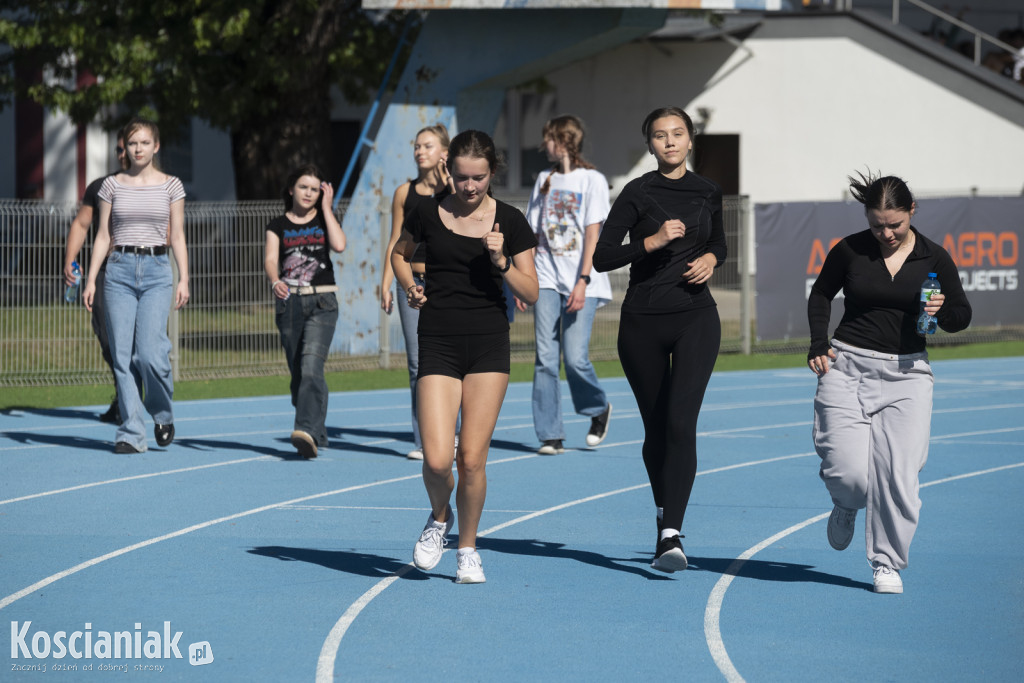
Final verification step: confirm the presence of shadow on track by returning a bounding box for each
[247,545,428,581]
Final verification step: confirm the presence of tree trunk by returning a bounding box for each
[230,90,334,200]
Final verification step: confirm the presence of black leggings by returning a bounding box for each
[618,306,720,533]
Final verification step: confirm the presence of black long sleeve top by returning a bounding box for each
[807,226,972,358]
[593,170,727,313]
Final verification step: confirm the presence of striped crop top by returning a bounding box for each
[98,175,186,247]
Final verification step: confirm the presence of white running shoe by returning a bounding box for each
[413,505,454,571]
[827,505,857,551]
[455,549,486,584]
[872,564,903,594]
[406,448,424,461]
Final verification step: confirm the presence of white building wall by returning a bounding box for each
[42,108,77,202]
[536,19,1024,204]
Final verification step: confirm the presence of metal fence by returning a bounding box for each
[0,197,751,387]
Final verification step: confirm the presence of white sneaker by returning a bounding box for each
[872,564,903,594]
[290,430,317,459]
[455,549,486,584]
[413,505,453,571]
[406,448,424,460]
[827,505,857,551]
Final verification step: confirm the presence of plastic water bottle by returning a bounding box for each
[64,261,81,303]
[916,272,940,336]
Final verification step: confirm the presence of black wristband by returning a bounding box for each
[498,257,512,273]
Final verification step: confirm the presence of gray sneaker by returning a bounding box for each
[827,505,857,551]
[413,504,454,571]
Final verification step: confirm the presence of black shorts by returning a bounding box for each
[417,332,510,380]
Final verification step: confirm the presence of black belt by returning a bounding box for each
[114,245,167,255]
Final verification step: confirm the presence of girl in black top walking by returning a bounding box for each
[808,171,971,594]
[593,106,726,573]
[391,130,538,583]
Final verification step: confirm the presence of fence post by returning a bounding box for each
[379,197,392,369]
[739,196,753,355]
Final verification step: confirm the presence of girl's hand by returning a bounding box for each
[566,279,586,313]
[682,253,716,285]
[320,182,335,213]
[405,284,427,310]
[272,281,290,300]
[174,281,190,310]
[382,289,394,314]
[83,282,96,312]
[646,219,686,251]
[514,295,528,313]
[923,292,944,316]
[809,348,837,376]
[482,223,506,268]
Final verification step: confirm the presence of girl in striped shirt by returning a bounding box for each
[83,117,189,454]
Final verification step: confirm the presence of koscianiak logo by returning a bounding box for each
[10,621,214,672]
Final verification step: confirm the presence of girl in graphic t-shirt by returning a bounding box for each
[264,165,347,459]
[521,114,613,456]
[391,130,538,584]
[82,117,189,455]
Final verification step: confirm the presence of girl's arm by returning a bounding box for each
[82,201,112,312]
[566,220,601,313]
[168,198,189,309]
[320,182,346,253]
[504,247,539,306]
[390,229,425,308]
[265,230,289,300]
[381,183,410,314]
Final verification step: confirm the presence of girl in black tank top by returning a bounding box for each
[380,124,453,461]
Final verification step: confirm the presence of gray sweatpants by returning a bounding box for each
[812,339,934,570]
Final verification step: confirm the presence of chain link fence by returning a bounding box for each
[0,197,751,387]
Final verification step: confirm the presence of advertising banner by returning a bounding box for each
[755,197,1022,342]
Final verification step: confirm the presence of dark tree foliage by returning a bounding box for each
[0,1,416,198]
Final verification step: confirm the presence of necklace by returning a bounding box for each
[449,197,489,221]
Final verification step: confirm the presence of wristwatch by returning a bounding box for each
[579,274,591,285]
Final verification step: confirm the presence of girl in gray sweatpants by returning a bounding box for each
[807,171,972,594]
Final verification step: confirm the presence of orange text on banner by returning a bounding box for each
[943,232,1019,268]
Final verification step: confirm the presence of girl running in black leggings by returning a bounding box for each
[593,106,726,573]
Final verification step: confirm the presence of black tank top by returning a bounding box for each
[402,182,437,264]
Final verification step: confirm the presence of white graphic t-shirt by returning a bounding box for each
[526,167,612,304]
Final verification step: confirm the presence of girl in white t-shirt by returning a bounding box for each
[521,114,613,455]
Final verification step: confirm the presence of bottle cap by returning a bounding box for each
[928,272,937,277]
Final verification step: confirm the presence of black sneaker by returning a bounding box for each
[114,441,142,454]
[537,439,564,455]
[586,404,612,447]
[99,398,121,425]
[154,423,175,447]
[651,534,688,573]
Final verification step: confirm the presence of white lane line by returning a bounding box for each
[0,453,543,612]
[0,456,272,505]
[0,472,421,611]
[703,460,1024,683]
[314,452,815,683]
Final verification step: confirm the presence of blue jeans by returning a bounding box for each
[276,292,338,447]
[103,250,175,451]
[532,288,608,441]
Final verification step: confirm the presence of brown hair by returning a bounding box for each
[122,117,161,170]
[446,130,504,196]
[539,114,596,195]
[281,164,324,212]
